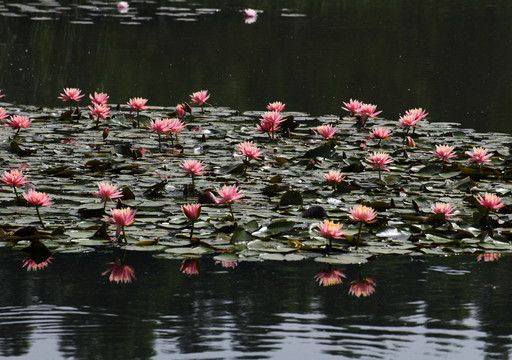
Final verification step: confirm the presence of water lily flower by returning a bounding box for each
[22,256,53,272]
[365,151,393,180]
[180,159,206,192]
[104,208,137,243]
[398,113,421,134]
[176,103,187,118]
[315,269,346,286]
[466,146,493,166]
[216,184,245,220]
[257,111,284,140]
[342,99,363,116]
[237,141,263,162]
[0,89,5,98]
[59,88,84,111]
[349,205,377,248]
[358,103,382,118]
[23,189,54,229]
[1,168,28,201]
[406,107,428,121]
[180,258,200,275]
[323,170,345,190]
[190,90,210,112]
[168,117,186,137]
[6,115,31,138]
[182,203,201,241]
[102,258,136,283]
[348,278,376,297]
[243,8,258,24]
[476,192,504,210]
[431,144,457,163]
[0,107,8,121]
[148,118,172,151]
[477,253,501,262]
[316,124,338,140]
[369,127,392,146]
[88,103,111,128]
[93,182,123,211]
[127,97,149,128]
[215,260,238,268]
[315,219,345,251]
[117,1,129,13]
[89,92,109,105]
[267,101,285,112]
[431,202,456,218]
[405,136,416,147]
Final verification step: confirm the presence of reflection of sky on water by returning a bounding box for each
[1,249,512,359]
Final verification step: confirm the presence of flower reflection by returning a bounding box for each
[215,260,238,269]
[180,258,200,275]
[348,278,376,297]
[314,268,346,286]
[477,253,501,262]
[22,256,53,271]
[102,258,136,284]
[243,8,258,24]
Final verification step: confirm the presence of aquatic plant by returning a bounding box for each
[104,208,137,243]
[369,127,392,146]
[323,170,345,191]
[127,97,149,128]
[88,103,111,129]
[431,144,456,163]
[6,115,32,138]
[348,278,376,297]
[365,151,393,181]
[316,124,337,141]
[349,205,377,248]
[102,258,136,283]
[92,182,123,212]
[267,101,285,112]
[431,202,456,219]
[89,92,109,105]
[180,159,206,193]
[59,88,84,111]
[314,268,346,286]
[243,8,258,24]
[216,184,245,220]
[466,146,493,166]
[180,258,200,275]
[182,203,201,241]
[190,90,210,113]
[315,219,345,252]
[1,168,28,202]
[148,118,172,152]
[23,189,54,229]
[341,99,363,116]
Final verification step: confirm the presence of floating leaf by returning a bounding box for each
[279,190,303,206]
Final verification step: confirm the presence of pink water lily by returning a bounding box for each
[476,192,504,210]
[323,170,345,190]
[59,87,84,103]
[316,124,337,140]
[466,147,493,166]
[369,127,392,146]
[22,257,53,272]
[6,115,31,138]
[181,258,200,275]
[216,184,245,220]
[176,103,187,118]
[431,202,456,218]
[0,107,8,121]
[315,219,345,251]
[117,1,129,13]
[182,203,202,241]
[93,182,123,211]
[349,278,376,297]
[477,253,501,262]
[1,168,29,197]
[349,205,378,248]
[237,141,263,162]
[89,92,109,105]
[314,269,346,286]
[257,111,284,140]
[104,207,137,243]
[406,107,428,120]
[431,144,456,163]
[23,189,54,228]
[149,118,173,151]
[127,97,149,128]
[190,90,210,112]
[267,101,285,112]
[180,159,206,192]
[359,103,382,118]
[88,103,111,128]
[342,99,363,116]
[366,151,393,180]
[244,8,258,24]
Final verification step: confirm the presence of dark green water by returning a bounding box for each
[1,247,511,359]
[0,0,512,132]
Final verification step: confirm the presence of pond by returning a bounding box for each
[1,247,512,360]
[1,0,512,359]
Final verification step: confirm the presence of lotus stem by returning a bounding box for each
[228,202,236,221]
[189,221,195,242]
[122,226,128,244]
[35,205,45,229]
[355,222,363,249]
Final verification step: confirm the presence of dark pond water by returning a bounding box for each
[0,0,512,132]
[1,247,512,360]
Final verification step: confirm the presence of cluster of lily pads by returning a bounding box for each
[0,87,511,286]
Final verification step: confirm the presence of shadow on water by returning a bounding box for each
[0,247,511,359]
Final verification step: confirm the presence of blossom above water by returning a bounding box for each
[176,103,187,118]
[0,107,8,120]
[149,118,173,135]
[88,103,111,122]
[190,90,210,106]
[1,168,28,188]
[58,88,84,102]
[117,1,129,13]
[466,146,493,166]
[369,127,392,141]
[349,205,378,223]
[181,203,202,221]
[104,208,137,239]
[406,107,428,121]
[180,159,206,176]
[431,144,456,162]
[398,114,421,130]
[89,92,109,105]
[102,258,136,284]
[315,219,345,240]
[359,103,382,118]
[93,182,123,203]
[316,124,337,140]
[431,202,456,218]
[323,170,345,185]
[23,189,54,207]
[348,278,376,297]
[475,192,505,210]
[342,99,363,116]
[257,111,284,138]
[267,101,285,112]
[6,115,32,130]
[236,141,263,161]
[405,136,416,147]
[366,151,393,171]
[127,97,149,111]
[216,184,245,204]
[314,269,346,286]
